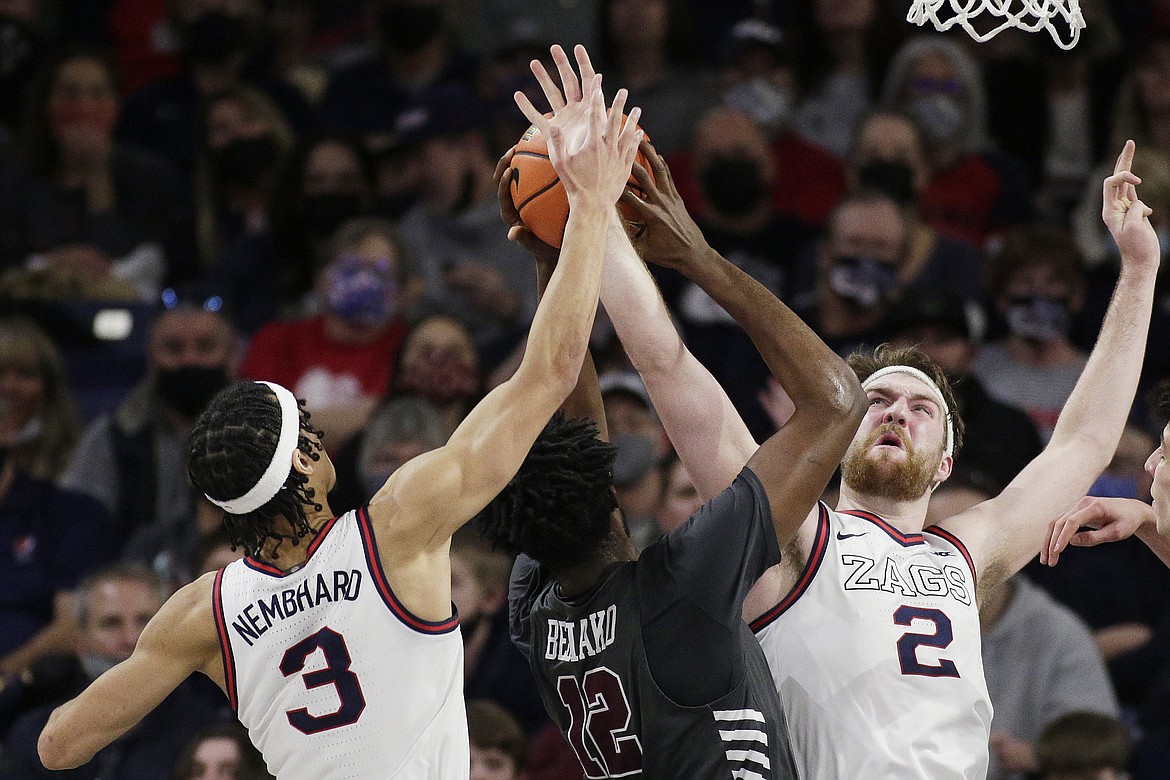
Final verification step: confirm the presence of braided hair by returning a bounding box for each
[188,381,324,559]
[475,413,618,572]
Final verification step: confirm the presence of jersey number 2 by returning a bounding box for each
[557,668,643,778]
[280,627,367,734]
[894,606,960,678]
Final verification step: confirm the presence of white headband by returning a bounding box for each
[206,381,301,515]
[862,365,954,458]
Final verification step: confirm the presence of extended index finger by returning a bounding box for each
[1114,139,1136,176]
[574,44,597,87]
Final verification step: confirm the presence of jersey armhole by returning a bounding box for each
[923,524,978,590]
[211,568,239,712]
[750,502,831,632]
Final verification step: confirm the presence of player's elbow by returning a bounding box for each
[38,709,87,770]
[810,372,867,426]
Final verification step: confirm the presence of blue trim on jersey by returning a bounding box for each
[839,509,926,546]
[751,502,830,632]
[355,505,460,635]
[212,567,239,712]
[924,525,978,589]
[242,514,342,577]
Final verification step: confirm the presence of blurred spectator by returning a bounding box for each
[972,225,1088,442]
[270,133,376,311]
[654,107,817,438]
[885,291,1043,490]
[328,395,448,516]
[0,0,48,137]
[595,0,717,156]
[882,35,1034,248]
[0,50,183,301]
[264,0,329,107]
[453,529,547,734]
[790,190,908,357]
[654,452,704,537]
[1,563,223,779]
[1034,711,1131,780]
[845,108,985,304]
[123,495,229,590]
[117,0,311,180]
[395,86,536,363]
[172,722,272,780]
[193,86,295,332]
[981,576,1120,780]
[785,0,906,157]
[59,301,237,546]
[315,0,480,137]
[467,699,525,780]
[600,371,667,547]
[188,525,243,579]
[240,217,410,447]
[0,316,83,480]
[713,18,847,227]
[392,314,482,436]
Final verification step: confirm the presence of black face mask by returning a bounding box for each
[701,157,767,217]
[857,159,917,206]
[184,11,249,65]
[376,191,419,220]
[155,365,229,418]
[302,193,364,239]
[210,135,280,189]
[380,5,443,54]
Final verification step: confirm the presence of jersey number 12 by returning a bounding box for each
[557,668,643,777]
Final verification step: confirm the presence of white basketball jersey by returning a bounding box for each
[753,503,992,779]
[213,508,469,779]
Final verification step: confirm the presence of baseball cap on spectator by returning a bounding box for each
[390,85,489,150]
[599,371,652,410]
[721,18,789,67]
[884,291,985,344]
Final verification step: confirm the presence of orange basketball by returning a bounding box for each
[509,117,654,248]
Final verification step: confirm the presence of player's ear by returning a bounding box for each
[292,447,315,477]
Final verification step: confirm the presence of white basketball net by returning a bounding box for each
[907,0,1085,50]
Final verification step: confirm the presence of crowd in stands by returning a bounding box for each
[1,0,1170,777]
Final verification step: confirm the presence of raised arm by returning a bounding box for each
[941,141,1161,589]
[38,575,221,770]
[615,146,866,542]
[373,45,640,550]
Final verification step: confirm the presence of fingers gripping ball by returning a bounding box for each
[510,116,654,248]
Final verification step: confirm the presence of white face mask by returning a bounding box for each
[723,78,794,132]
[908,94,965,143]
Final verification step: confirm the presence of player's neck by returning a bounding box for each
[835,485,930,535]
[255,504,336,571]
[554,534,638,599]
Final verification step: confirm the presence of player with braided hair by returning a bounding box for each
[37,43,643,779]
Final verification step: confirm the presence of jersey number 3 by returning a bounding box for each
[557,668,643,778]
[280,627,367,734]
[894,606,960,678]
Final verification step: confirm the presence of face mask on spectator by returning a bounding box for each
[81,652,120,680]
[828,255,899,309]
[701,156,767,217]
[184,11,249,65]
[908,94,965,144]
[398,349,478,406]
[210,135,279,189]
[1089,473,1139,499]
[723,79,793,133]
[302,193,364,240]
[857,160,917,206]
[325,255,399,328]
[380,5,443,54]
[48,98,118,137]
[377,191,419,220]
[1004,295,1070,343]
[155,365,230,418]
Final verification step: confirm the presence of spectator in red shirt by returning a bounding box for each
[240,217,412,447]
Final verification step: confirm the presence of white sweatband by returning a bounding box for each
[206,381,301,515]
[862,365,954,458]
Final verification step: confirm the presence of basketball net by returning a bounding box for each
[907,0,1085,50]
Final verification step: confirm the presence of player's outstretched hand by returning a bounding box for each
[619,137,711,271]
[493,147,559,264]
[1102,140,1160,273]
[1040,495,1157,566]
[513,44,641,208]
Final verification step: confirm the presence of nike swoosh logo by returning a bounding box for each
[836,531,867,540]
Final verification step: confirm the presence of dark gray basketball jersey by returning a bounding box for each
[510,469,796,779]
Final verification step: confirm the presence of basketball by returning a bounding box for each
[509,116,655,248]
